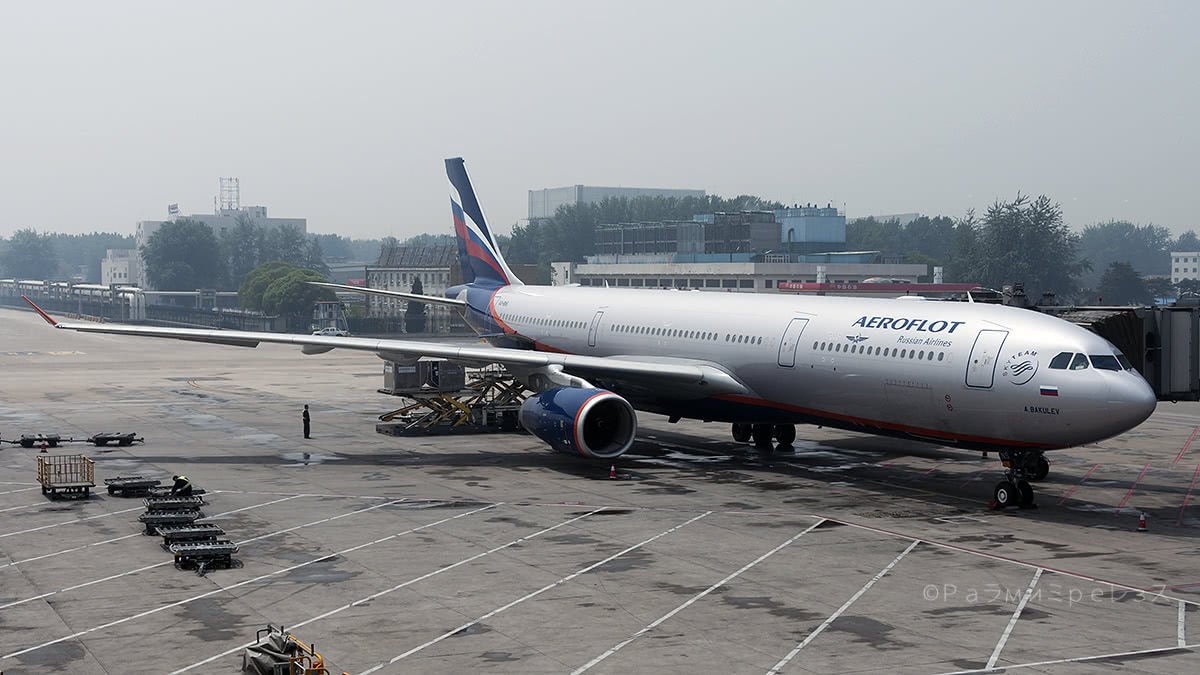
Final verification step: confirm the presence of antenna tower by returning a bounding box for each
[218,177,240,214]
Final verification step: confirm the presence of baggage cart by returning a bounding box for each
[171,540,238,574]
[36,454,95,499]
[104,476,161,497]
[156,523,225,546]
[144,495,206,511]
[22,433,62,449]
[88,432,143,447]
[138,509,202,535]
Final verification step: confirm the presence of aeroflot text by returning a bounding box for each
[852,317,967,333]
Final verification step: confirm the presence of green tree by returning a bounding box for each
[141,219,223,289]
[1145,277,1175,301]
[1097,262,1150,305]
[404,277,427,333]
[50,232,134,281]
[220,215,265,290]
[1175,230,1200,251]
[239,261,333,327]
[964,195,1089,299]
[1077,221,1171,288]
[263,224,308,266]
[1,229,58,279]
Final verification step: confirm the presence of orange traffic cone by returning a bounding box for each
[1137,512,1148,532]
[609,465,617,480]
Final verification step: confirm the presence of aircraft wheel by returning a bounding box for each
[751,424,773,449]
[993,480,1018,508]
[1017,480,1035,507]
[1031,456,1050,481]
[774,424,796,448]
[731,423,752,443]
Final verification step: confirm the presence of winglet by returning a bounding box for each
[21,295,58,326]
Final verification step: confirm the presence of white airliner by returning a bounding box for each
[23,158,1157,508]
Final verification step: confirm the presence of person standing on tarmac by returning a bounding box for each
[171,475,193,496]
[303,404,311,439]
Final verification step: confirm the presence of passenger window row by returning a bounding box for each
[813,341,945,362]
[501,314,587,330]
[612,324,720,340]
[1048,351,1135,371]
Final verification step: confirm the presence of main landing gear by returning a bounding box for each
[730,423,796,452]
[992,450,1049,508]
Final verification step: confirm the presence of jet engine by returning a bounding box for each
[519,387,637,459]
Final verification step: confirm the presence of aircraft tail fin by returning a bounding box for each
[446,157,522,288]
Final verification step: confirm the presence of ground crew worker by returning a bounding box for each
[303,404,311,439]
[171,474,193,496]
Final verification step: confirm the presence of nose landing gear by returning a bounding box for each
[992,449,1043,508]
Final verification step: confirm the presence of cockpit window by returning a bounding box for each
[1069,353,1090,370]
[1090,354,1122,371]
[1049,352,1073,370]
[1115,352,1134,370]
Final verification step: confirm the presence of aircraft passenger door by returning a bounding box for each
[777,318,810,367]
[587,310,605,348]
[965,329,1008,388]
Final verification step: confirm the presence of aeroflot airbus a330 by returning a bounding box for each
[24,158,1157,508]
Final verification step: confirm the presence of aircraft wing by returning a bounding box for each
[308,282,467,308]
[22,297,748,397]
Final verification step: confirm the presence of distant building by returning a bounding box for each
[100,249,143,287]
[1172,251,1200,285]
[133,179,307,289]
[365,245,458,332]
[776,205,846,255]
[552,257,928,293]
[528,185,706,221]
[135,205,306,252]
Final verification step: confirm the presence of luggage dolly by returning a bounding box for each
[104,476,162,497]
[171,540,238,576]
[88,432,143,447]
[139,509,202,535]
[156,523,225,547]
[144,495,206,511]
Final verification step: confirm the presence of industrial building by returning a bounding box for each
[364,245,458,332]
[103,178,307,289]
[1172,251,1200,285]
[560,203,925,291]
[528,184,705,221]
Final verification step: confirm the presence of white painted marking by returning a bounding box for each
[169,505,606,674]
[0,501,45,514]
[0,486,40,496]
[0,495,304,609]
[0,505,145,538]
[935,643,1195,674]
[0,482,40,487]
[825,516,1200,608]
[1180,600,1187,649]
[766,539,920,674]
[2,502,500,661]
[357,511,713,674]
[0,494,306,573]
[986,568,1044,669]
[573,518,824,674]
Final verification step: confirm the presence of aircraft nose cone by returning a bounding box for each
[1114,375,1157,431]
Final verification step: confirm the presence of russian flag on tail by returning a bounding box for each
[1040,386,1059,397]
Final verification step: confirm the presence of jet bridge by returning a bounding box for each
[1046,304,1200,401]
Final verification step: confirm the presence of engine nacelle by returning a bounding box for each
[519,387,637,459]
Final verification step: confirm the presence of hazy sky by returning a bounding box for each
[1,1,1196,241]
